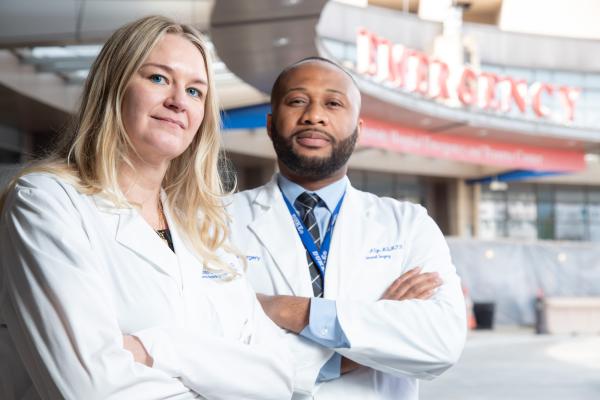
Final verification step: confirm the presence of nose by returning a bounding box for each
[301,103,327,125]
[164,85,187,112]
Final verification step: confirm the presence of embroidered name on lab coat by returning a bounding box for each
[202,270,229,279]
[366,244,403,260]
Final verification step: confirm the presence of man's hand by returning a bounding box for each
[380,267,441,301]
[123,335,153,367]
[258,268,441,375]
[257,294,310,333]
[341,356,362,374]
[339,268,442,375]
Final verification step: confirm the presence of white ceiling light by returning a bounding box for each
[489,180,508,191]
[584,153,600,163]
[273,37,290,47]
[30,45,102,59]
[282,0,302,6]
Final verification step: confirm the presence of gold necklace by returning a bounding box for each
[157,200,166,230]
[155,200,175,252]
[156,201,168,239]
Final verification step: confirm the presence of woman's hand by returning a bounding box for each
[122,335,153,367]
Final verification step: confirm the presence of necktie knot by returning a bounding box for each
[295,192,320,213]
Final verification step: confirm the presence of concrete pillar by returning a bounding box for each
[449,179,472,237]
[472,183,481,238]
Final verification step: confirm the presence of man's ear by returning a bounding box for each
[266,113,273,139]
[356,117,364,141]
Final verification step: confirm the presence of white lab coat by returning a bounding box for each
[228,177,467,400]
[0,173,323,400]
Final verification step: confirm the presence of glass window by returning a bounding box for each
[478,184,600,242]
[536,201,554,240]
[587,190,600,242]
[480,193,507,220]
[479,219,506,240]
[479,187,507,239]
[531,69,550,83]
[365,171,395,198]
[507,67,533,82]
[553,71,582,87]
[347,169,365,191]
[321,38,347,63]
[554,187,586,241]
[506,185,537,239]
[347,170,426,204]
[555,187,585,203]
[580,89,600,126]
[396,176,423,204]
[507,188,536,220]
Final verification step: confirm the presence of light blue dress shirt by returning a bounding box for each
[277,174,351,381]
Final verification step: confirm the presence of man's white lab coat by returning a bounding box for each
[228,177,467,400]
[0,173,322,400]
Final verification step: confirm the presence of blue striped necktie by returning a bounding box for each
[295,192,324,297]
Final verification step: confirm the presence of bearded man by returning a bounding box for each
[228,57,466,400]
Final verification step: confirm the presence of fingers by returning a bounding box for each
[381,268,442,301]
[123,335,153,366]
[381,266,422,299]
[341,357,362,375]
[415,289,435,300]
[402,272,441,300]
[256,293,268,303]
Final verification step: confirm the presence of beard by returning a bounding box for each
[270,122,358,181]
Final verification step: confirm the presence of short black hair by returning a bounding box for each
[270,56,359,110]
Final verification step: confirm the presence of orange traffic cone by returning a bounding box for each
[463,286,477,330]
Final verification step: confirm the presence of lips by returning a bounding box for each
[294,129,332,148]
[295,129,333,140]
[152,116,185,129]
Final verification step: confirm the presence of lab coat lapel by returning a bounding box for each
[168,218,202,281]
[112,201,180,281]
[324,185,386,298]
[247,180,314,296]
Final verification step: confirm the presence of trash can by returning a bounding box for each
[534,294,548,334]
[473,302,495,329]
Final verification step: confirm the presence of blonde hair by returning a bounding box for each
[1,16,236,275]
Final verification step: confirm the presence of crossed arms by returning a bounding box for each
[255,267,444,375]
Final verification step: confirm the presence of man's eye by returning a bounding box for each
[288,98,306,105]
[149,74,167,84]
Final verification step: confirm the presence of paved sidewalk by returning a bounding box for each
[420,327,600,400]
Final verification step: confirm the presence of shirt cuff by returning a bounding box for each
[317,352,342,382]
[299,297,350,348]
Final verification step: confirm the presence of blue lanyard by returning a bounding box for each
[281,188,345,278]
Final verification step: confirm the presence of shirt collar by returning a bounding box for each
[277,173,348,211]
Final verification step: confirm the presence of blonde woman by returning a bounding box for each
[0,16,324,400]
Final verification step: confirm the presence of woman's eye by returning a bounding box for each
[149,74,166,84]
[187,87,201,98]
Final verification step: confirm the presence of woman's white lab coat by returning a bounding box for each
[0,173,318,400]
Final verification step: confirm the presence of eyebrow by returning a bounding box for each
[141,62,208,86]
[284,87,347,96]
